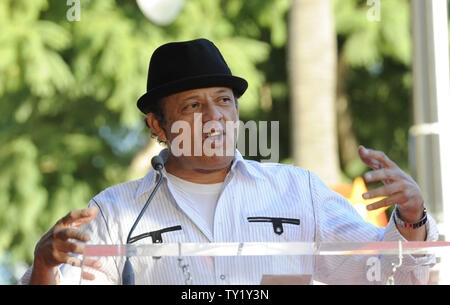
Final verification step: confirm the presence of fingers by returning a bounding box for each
[64,257,100,281]
[66,256,83,267]
[362,182,404,200]
[54,227,90,243]
[57,206,99,228]
[55,239,86,255]
[82,272,96,281]
[358,145,398,170]
[366,192,405,211]
[363,168,403,184]
[65,257,101,268]
[48,226,90,264]
[65,257,102,281]
[359,146,383,170]
[83,258,102,269]
[81,259,105,282]
[41,240,85,267]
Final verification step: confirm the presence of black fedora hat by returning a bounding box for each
[137,38,248,114]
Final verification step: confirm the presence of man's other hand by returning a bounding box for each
[358,145,425,223]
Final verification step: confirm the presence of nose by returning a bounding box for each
[202,100,223,122]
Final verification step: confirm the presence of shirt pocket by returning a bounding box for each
[131,225,185,244]
[245,216,301,242]
[236,216,307,277]
[131,225,185,262]
[156,225,185,243]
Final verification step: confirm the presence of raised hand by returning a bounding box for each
[358,146,425,223]
[30,206,98,284]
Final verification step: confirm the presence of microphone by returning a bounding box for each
[122,154,165,285]
[151,155,164,171]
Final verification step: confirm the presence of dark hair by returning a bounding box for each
[144,91,239,143]
[144,97,167,144]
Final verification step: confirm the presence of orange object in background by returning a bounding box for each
[331,177,388,227]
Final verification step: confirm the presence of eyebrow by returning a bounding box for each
[181,95,201,102]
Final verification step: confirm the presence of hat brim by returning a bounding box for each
[137,74,248,114]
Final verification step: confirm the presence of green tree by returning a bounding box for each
[0,0,291,282]
[333,0,414,177]
[0,0,424,284]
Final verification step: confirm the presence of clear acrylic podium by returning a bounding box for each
[74,241,450,285]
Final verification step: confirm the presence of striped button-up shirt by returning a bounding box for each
[21,149,438,285]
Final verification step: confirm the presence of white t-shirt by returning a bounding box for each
[164,170,224,235]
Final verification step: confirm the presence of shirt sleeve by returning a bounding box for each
[17,265,62,285]
[18,266,33,285]
[308,171,439,285]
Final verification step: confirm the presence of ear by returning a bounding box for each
[147,113,168,142]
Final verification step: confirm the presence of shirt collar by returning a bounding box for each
[134,149,168,200]
[135,148,264,199]
[231,149,265,181]
[134,166,158,200]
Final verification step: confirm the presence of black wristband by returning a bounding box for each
[393,206,428,229]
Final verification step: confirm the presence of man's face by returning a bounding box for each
[148,86,239,172]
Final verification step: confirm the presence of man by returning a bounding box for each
[22,38,437,285]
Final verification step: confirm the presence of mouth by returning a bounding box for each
[206,131,223,138]
[203,126,225,140]
[202,129,226,150]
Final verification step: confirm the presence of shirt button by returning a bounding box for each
[220,274,226,280]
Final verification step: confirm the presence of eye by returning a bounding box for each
[183,102,199,111]
[220,97,232,104]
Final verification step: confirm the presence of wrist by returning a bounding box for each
[30,259,59,285]
[394,205,427,230]
[396,203,424,223]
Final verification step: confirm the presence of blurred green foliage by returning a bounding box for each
[0,0,439,283]
[0,0,290,270]
[334,0,414,177]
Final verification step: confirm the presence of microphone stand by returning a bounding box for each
[122,156,164,285]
